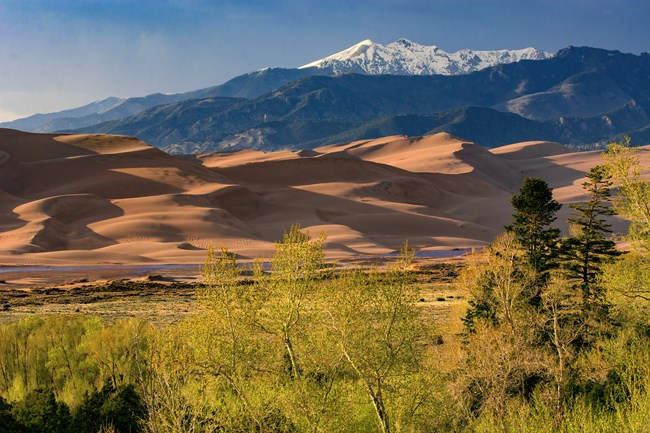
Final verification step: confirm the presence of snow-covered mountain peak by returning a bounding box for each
[300,39,554,76]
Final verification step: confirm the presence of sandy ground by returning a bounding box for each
[0,257,465,327]
[1,129,648,270]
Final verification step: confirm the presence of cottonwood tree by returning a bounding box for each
[199,246,269,431]
[140,247,264,433]
[457,233,543,420]
[261,224,326,380]
[461,232,535,333]
[139,323,219,433]
[540,273,590,424]
[601,251,650,302]
[189,226,337,432]
[602,136,650,253]
[82,319,151,391]
[601,137,650,303]
[255,225,344,433]
[325,243,427,433]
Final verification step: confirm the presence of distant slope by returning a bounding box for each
[193,67,328,99]
[78,97,245,150]
[193,103,649,152]
[0,97,125,132]
[0,68,326,133]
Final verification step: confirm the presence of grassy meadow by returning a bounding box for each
[0,141,648,433]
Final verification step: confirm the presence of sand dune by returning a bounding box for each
[0,128,646,265]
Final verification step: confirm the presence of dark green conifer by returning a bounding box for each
[560,165,622,309]
[11,388,71,433]
[71,383,146,433]
[506,177,562,301]
[0,396,24,433]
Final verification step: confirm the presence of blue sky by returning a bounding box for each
[1,0,648,121]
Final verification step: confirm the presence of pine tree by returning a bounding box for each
[506,177,562,300]
[560,165,622,309]
[0,396,24,433]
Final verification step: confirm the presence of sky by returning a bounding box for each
[1,0,648,122]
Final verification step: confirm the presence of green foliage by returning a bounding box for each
[506,178,562,306]
[324,242,429,433]
[601,251,650,306]
[143,231,437,433]
[461,232,535,333]
[602,136,650,253]
[0,316,150,408]
[11,388,71,433]
[2,222,649,432]
[560,165,622,309]
[0,396,24,433]
[71,383,145,433]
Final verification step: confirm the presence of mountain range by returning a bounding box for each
[1,39,551,133]
[2,40,649,153]
[300,38,553,75]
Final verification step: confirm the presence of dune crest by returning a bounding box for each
[0,129,646,265]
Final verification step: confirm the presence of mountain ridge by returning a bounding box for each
[1,39,554,133]
[73,46,650,153]
[301,38,553,75]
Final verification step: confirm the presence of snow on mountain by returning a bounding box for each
[300,38,554,75]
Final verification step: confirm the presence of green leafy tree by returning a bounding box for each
[325,243,427,433]
[194,246,269,431]
[138,323,218,433]
[560,165,622,309]
[461,232,535,333]
[263,223,326,380]
[601,251,650,302]
[147,225,334,433]
[82,319,151,392]
[602,136,650,252]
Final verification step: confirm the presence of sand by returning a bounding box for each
[1,128,648,269]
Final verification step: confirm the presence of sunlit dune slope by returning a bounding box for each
[1,129,646,264]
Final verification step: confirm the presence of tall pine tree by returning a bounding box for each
[560,165,622,309]
[506,177,562,286]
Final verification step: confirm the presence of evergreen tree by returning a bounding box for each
[71,383,145,433]
[0,396,25,433]
[11,388,71,433]
[560,165,622,309]
[506,177,562,299]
